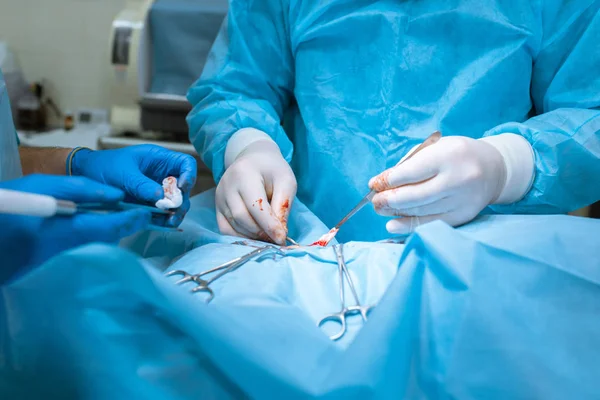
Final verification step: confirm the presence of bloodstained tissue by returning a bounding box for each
[309,227,340,247]
[155,176,183,210]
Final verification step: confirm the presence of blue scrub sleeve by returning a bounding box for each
[484,2,600,214]
[187,0,295,182]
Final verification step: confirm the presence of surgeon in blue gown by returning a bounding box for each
[0,68,197,283]
[188,0,600,244]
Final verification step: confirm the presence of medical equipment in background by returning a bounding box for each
[1,43,64,132]
[0,188,180,233]
[105,0,228,194]
[166,244,286,303]
[16,82,63,131]
[104,0,226,195]
[318,244,374,341]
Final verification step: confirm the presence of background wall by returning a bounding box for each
[0,0,143,115]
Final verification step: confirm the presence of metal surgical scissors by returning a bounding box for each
[318,244,374,341]
[166,245,285,303]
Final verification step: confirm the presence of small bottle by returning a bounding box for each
[64,112,74,131]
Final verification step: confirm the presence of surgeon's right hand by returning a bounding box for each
[0,174,151,283]
[216,140,297,245]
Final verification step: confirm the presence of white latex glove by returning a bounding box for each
[369,134,535,234]
[216,133,297,245]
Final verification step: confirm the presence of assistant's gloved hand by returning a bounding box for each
[0,174,151,284]
[71,145,197,227]
[369,135,534,234]
[216,139,297,245]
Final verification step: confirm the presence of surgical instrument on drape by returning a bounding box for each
[318,244,374,341]
[166,244,285,303]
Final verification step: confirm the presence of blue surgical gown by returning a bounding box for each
[0,68,22,182]
[187,1,600,242]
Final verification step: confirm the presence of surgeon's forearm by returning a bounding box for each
[19,147,71,176]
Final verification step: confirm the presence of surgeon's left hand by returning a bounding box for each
[369,136,508,234]
[71,145,197,227]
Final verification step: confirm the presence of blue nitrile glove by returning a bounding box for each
[0,174,151,284]
[71,145,197,227]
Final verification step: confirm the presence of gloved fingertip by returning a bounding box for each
[262,225,284,245]
[386,219,409,235]
[178,173,196,192]
[135,179,165,203]
[273,227,287,245]
[257,231,273,243]
[368,177,376,189]
[369,171,391,192]
[273,237,286,246]
[371,192,389,211]
[154,188,165,201]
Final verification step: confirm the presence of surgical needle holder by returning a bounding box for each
[165,244,285,303]
[0,188,181,232]
[318,244,374,341]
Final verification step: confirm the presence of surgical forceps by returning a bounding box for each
[318,244,374,341]
[324,131,442,244]
[166,245,285,303]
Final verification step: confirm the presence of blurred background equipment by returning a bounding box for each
[104,0,227,194]
[2,0,227,196]
[0,42,28,124]
[16,82,62,131]
[107,0,226,137]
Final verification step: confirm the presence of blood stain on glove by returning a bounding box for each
[155,176,183,210]
[370,170,392,192]
[278,199,290,225]
[310,227,340,247]
[252,198,264,211]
